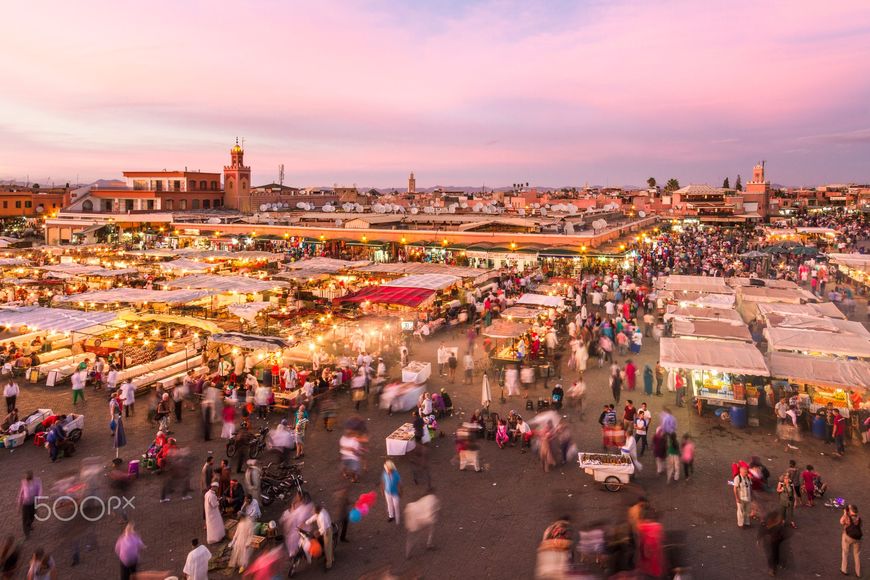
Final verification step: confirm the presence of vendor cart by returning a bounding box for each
[62,414,85,442]
[578,452,634,492]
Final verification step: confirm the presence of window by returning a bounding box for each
[125,199,134,211]
[173,180,181,191]
[165,199,174,210]
[179,200,187,210]
[25,201,32,208]
[15,201,21,208]
[199,180,207,190]
[82,200,94,211]
[103,200,113,211]
[211,181,218,190]
[192,199,201,210]
[2,201,6,209]
[213,198,222,208]
[203,199,211,209]
[189,181,197,191]
[52,203,57,208]
[146,200,155,210]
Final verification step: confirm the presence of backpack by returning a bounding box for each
[846,515,863,540]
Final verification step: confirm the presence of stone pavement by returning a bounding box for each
[0,301,867,579]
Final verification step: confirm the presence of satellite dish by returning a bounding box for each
[342,203,354,212]
[410,207,419,214]
[638,211,646,218]
[460,203,468,209]
[282,202,289,208]
[296,202,307,209]
[373,204,385,214]
[259,204,269,212]
[322,205,335,213]
[354,204,364,212]
[207,217,221,225]
[335,219,343,227]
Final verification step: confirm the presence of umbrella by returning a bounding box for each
[528,410,561,428]
[481,373,492,408]
[113,415,127,459]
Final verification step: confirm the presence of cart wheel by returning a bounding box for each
[68,429,82,443]
[603,476,622,492]
[226,441,237,458]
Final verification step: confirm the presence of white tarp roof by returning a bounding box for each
[659,291,736,308]
[355,262,497,281]
[208,332,291,351]
[165,274,289,292]
[764,313,870,338]
[663,305,744,323]
[0,306,119,333]
[158,259,217,274]
[656,275,734,294]
[659,337,769,376]
[768,352,870,390]
[382,274,461,291]
[227,301,273,322]
[39,264,138,277]
[737,286,817,304]
[56,288,216,305]
[827,253,870,272]
[0,257,30,266]
[672,319,753,342]
[284,257,370,273]
[755,301,846,320]
[516,293,564,308]
[765,328,870,359]
[501,306,546,320]
[175,249,284,262]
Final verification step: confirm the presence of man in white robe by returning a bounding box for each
[183,538,211,580]
[204,482,225,544]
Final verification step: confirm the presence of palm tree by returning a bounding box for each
[665,178,680,192]
[646,177,656,188]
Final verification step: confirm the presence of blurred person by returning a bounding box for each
[229,494,261,573]
[1,535,21,580]
[305,504,334,570]
[25,549,55,580]
[114,523,145,580]
[681,433,695,480]
[382,460,402,525]
[777,474,797,529]
[17,471,41,538]
[243,459,262,505]
[3,380,18,413]
[119,379,135,416]
[758,510,788,577]
[404,493,440,558]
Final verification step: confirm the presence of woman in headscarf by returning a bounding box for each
[643,364,654,396]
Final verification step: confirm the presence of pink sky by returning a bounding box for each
[2,0,870,187]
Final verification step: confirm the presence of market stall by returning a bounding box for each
[385,423,417,456]
[515,293,564,309]
[401,361,431,384]
[659,337,770,425]
[764,328,870,360]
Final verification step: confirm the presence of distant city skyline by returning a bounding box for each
[3,0,870,187]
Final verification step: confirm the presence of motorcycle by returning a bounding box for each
[260,472,304,506]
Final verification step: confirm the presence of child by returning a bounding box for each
[680,434,695,480]
[495,419,509,449]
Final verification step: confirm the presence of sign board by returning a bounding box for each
[46,370,58,387]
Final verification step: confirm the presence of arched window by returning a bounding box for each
[82,200,93,211]
[211,181,218,190]
[199,180,207,190]
[202,199,211,209]
[226,179,234,191]
[192,199,201,210]
[189,181,197,190]
[165,199,174,210]
[179,200,187,210]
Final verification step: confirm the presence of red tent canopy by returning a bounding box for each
[336,285,436,308]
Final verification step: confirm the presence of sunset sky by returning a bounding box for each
[3,0,870,188]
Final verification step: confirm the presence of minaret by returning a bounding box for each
[223,138,252,212]
[408,172,416,194]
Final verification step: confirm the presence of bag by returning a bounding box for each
[846,516,863,540]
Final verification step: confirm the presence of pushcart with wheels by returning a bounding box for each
[578,452,634,492]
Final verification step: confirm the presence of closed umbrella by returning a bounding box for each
[113,415,127,459]
[481,373,492,408]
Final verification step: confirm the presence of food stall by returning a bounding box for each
[659,337,770,427]
[380,381,426,413]
[401,361,431,384]
[385,423,417,456]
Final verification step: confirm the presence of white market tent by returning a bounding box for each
[158,259,217,274]
[672,319,753,342]
[38,264,139,277]
[382,274,461,291]
[56,288,217,305]
[501,306,546,320]
[767,352,870,391]
[208,332,292,351]
[737,286,817,305]
[0,306,119,333]
[754,301,846,320]
[663,305,744,324]
[656,275,734,295]
[659,337,769,376]
[827,253,870,272]
[482,320,528,339]
[165,274,289,293]
[763,313,870,338]
[227,301,273,322]
[284,257,370,273]
[355,262,497,282]
[0,257,30,267]
[764,328,870,359]
[516,293,564,308]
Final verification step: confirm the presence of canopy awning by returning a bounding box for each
[283,257,370,273]
[382,273,461,291]
[764,328,870,359]
[672,319,753,342]
[165,274,289,293]
[119,312,223,334]
[227,301,273,322]
[209,332,292,351]
[501,305,546,320]
[516,293,564,308]
[0,306,119,333]
[38,264,138,277]
[56,288,216,305]
[158,258,217,274]
[336,286,436,308]
[482,320,528,339]
[659,337,769,376]
[768,352,870,391]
